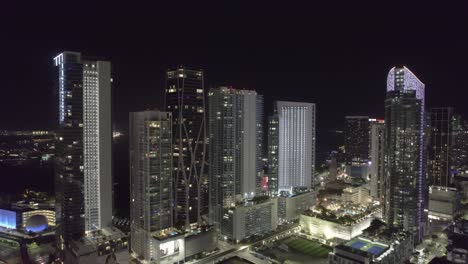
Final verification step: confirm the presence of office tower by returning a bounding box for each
[344,116,370,164]
[451,115,468,175]
[385,66,426,244]
[53,52,112,244]
[428,107,453,187]
[267,115,279,195]
[165,67,206,228]
[276,101,316,193]
[369,119,385,201]
[129,111,173,261]
[208,87,263,239]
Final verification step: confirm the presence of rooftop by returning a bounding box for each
[152,227,184,241]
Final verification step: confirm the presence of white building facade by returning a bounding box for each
[276,101,316,193]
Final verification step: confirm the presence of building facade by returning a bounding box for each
[208,87,263,239]
[385,66,426,244]
[344,116,370,164]
[277,191,316,223]
[230,198,278,242]
[369,120,385,202]
[129,111,173,261]
[267,115,279,195]
[276,101,316,193]
[165,67,207,228]
[53,51,112,245]
[429,107,453,187]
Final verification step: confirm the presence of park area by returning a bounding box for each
[283,237,331,258]
[255,236,331,264]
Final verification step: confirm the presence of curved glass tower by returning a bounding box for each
[385,66,426,244]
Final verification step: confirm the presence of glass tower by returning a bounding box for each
[165,67,207,228]
[208,87,263,239]
[53,52,112,245]
[344,116,370,164]
[129,111,173,261]
[429,107,453,187]
[385,66,426,244]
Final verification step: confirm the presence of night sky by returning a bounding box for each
[2,2,468,154]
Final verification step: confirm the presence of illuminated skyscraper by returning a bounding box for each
[208,87,263,239]
[344,116,370,164]
[165,67,207,228]
[276,101,316,193]
[385,66,426,244]
[53,52,112,244]
[429,107,453,187]
[129,111,173,261]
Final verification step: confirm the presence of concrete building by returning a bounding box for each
[276,101,316,193]
[447,220,468,264]
[369,119,385,202]
[342,186,371,207]
[428,186,459,221]
[129,111,173,262]
[229,197,278,242]
[299,212,373,242]
[267,115,279,195]
[208,87,264,239]
[278,191,316,223]
[53,52,113,245]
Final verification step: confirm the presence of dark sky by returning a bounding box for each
[2,2,468,154]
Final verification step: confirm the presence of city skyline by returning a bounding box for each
[2,3,468,159]
[1,3,468,264]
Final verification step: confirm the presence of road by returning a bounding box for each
[188,224,300,264]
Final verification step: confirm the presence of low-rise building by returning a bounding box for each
[299,211,373,242]
[447,220,468,264]
[278,191,316,223]
[229,197,278,242]
[429,186,460,221]
[342,186,371,206]
[328,230,413,264]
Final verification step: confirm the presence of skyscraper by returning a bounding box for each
[208,87,263,239]
[53,52,112,245]
[276,101,316,193]
[385,66,426,244]
[165,67,207,228]
[429,107,453,187]
[267,115,279,195]
[369,119,385,202]
[344,116,370,164]
[129,111,173,261]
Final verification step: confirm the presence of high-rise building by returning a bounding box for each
[344,116,370,164]
[276,101,316,193]
[208,87,263,239]
[428,107,453,187]
[385,66,426,244]
[129,111,173,261]
[451,115,468,176]
[267,115,279,195]
[165,67,207,228]
[369,119,385,202]
[53,52,112,245]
